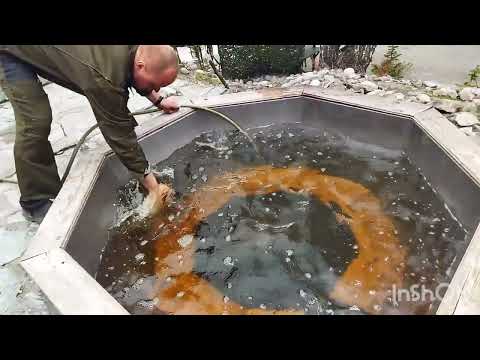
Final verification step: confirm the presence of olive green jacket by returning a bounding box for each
[0,45,149,177]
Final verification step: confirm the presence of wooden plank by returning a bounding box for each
[21,248,128,315]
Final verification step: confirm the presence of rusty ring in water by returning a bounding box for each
[148,166,406,315]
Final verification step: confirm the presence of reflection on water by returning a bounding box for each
[96,124,469,315]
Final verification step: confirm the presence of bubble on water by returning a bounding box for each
[108,266,115,271]
[178,234,193,248]
[388,172,393,176]
[248,296,253,301]
[265,208,270,212]
[286,249,294,256]
[321,168,326,172]
[176,291,185,298]
[285,257,291,263]
[305,273,312,279]
[154,257,159,261]
[168,215,175,221]
[200,237,206,243]
[224,256,234,266]
[260,304,267,310]
[135,253,145,262]
[225,235,231,242]
[349,305,360,311]
[288,133,294,137]
[201,174,208,182]
[352,244,358,250]
[379,231,384,235]
[177,254,183,260]
[325,309,334,315]
[299,289,307,298]
[227,282,232,289]
[199,167,205,173]
[317,152,323,156]
[276,133,282,138]
[192,174,198,180]
[223,296,230,304]
[369,290,376,296]
[373,304,382,312]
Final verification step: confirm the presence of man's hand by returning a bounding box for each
[159,96,179,114]
[148,90,180,114]
[141,173,175,214]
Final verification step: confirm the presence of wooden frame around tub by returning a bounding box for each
[20,86,480,315]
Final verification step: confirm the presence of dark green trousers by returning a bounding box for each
[0,53,61,207]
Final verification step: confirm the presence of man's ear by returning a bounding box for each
[136,60,145,70]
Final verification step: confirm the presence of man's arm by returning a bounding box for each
[84,84,165,194]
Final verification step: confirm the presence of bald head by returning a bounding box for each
[132,45,179,96]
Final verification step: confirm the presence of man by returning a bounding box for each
[0,45,179,223]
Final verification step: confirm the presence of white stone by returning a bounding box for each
[360,81,378,92]
[433,87,458,99]
[433,99,461,113]
[367,90,385,96]
[471,87,480,98]
[454,112,479,127]
[324,75,335,83]
[310,79,321,87]
[416,94,431,103]
[160,86,177,97]
[423,81,438,88]
[343,68,356,78]
[258,81,270,87]
[302,72,316,80]
[179,67,190,75]
[459,87,475,101]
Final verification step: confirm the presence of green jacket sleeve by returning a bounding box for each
[85,78,149,177]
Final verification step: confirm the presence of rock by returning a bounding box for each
[324,74,335,83]
[351,83,365,93]
[258,81,270,87]
[246,81,253,86]
[454,112,479,127]
[394,93,405,101]
[472,87,480,98]
[460,127,475,136]
[433,99,462,113]
[302,72,316,81]
[460,87,476,101]
[281,82,291,88]
[473,99,480,106]
[433,87,458,99]
[423,80,438,88]
[179,67,190,75]
[343,68,356,78]
[265,75,273,81]
[160,86,177,97]
[401,79,412,86]
[367,90,385,96]
[461,102,478,113]
[310,79,321,87]
[416,94,431,104]
[384,90,395,95]
[360,81,378,92]
[412,80,423,87]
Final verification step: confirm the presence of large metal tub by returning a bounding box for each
[19,88,480,315]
